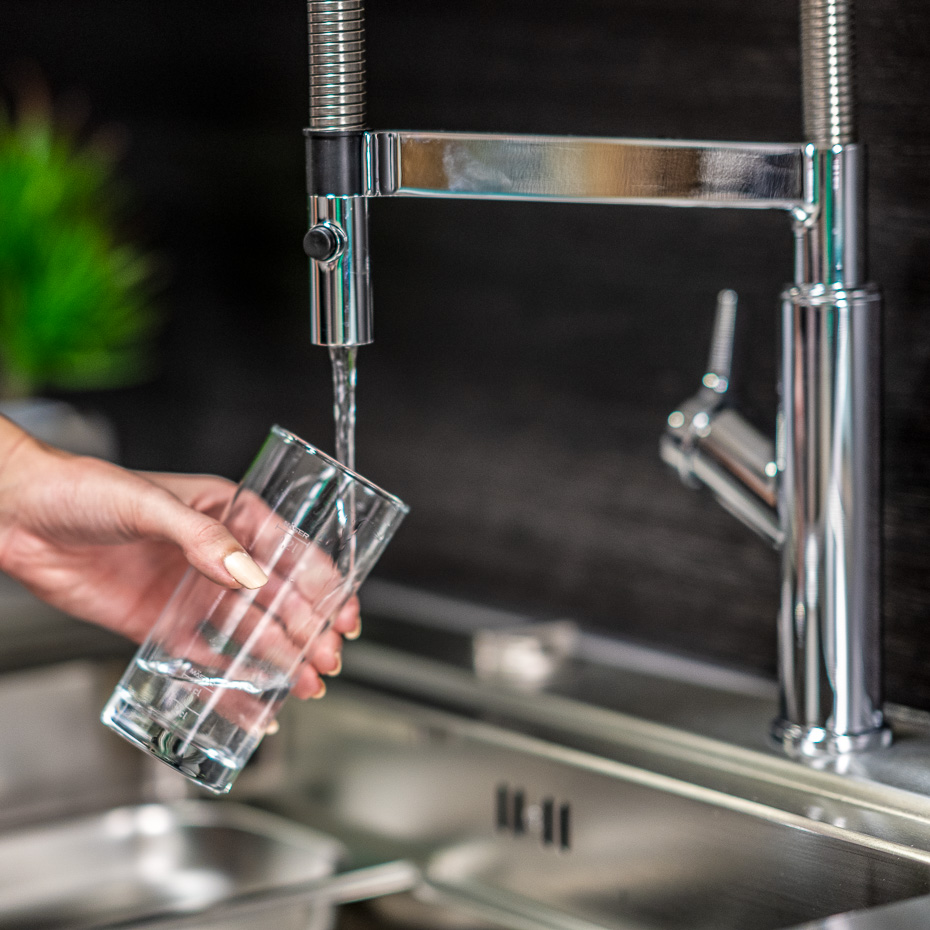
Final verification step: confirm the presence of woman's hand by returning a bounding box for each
[0,418,358,698]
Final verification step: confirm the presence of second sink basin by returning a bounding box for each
[0,801,344,930]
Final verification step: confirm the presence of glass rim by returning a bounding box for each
[271,425,409,514]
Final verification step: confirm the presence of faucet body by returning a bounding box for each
[304,1,887,758]
[775,139,886,755]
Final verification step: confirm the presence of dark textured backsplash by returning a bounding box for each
[2,2,929,704]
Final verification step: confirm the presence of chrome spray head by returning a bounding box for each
[305,0,372,347]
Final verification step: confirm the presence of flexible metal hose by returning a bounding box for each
[307,0,366,131]
[800,0,857,145]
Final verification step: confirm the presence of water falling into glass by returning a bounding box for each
[330,346,357,574]
[330,346,357,471]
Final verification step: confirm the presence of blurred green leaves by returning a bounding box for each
[0,99,157,398]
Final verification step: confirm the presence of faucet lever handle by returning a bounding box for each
[703,289,738,394]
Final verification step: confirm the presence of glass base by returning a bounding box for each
[101,689,241,795]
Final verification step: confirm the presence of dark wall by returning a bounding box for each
[2,2,930,704]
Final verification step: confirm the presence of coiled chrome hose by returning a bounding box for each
[308,2,857,143]
[307,0,366,131]
[800,0,857,145]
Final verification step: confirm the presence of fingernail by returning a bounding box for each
[264,719,281,735]
[224,550,268,589]
[345,618,362,640]
[325,653,342,677]
[311,679,327,699]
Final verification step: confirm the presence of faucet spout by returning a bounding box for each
[305,1,372,347]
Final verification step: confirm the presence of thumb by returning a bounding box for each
[134,483,268,590]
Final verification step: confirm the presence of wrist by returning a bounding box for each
[0,415,29,462]
[0,418,58,571]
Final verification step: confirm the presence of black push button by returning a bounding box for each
[303,224,343,262]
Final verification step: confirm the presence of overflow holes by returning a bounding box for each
[495,783,571,850]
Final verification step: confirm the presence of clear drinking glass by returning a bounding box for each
[101,426,409,794]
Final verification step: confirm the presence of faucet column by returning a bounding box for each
[773,0,888,756]
[304,0,372,346]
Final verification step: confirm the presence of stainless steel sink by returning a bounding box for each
[0,801,346,930]
[268,609,930,930]
[0,658,421,930]
[423,785,930,930]
[10,587,930,930]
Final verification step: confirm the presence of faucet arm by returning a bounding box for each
[365,131,807,210]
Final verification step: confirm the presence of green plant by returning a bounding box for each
[0,99,157,399]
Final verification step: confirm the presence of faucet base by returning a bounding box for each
[771,718,892,761]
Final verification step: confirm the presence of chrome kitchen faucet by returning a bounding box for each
[302,0,886,759]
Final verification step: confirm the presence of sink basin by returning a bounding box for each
[0,801,344,930]
[424,782,930,930]
[278,640,930,930]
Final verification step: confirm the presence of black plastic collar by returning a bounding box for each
[304,130,366,196]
